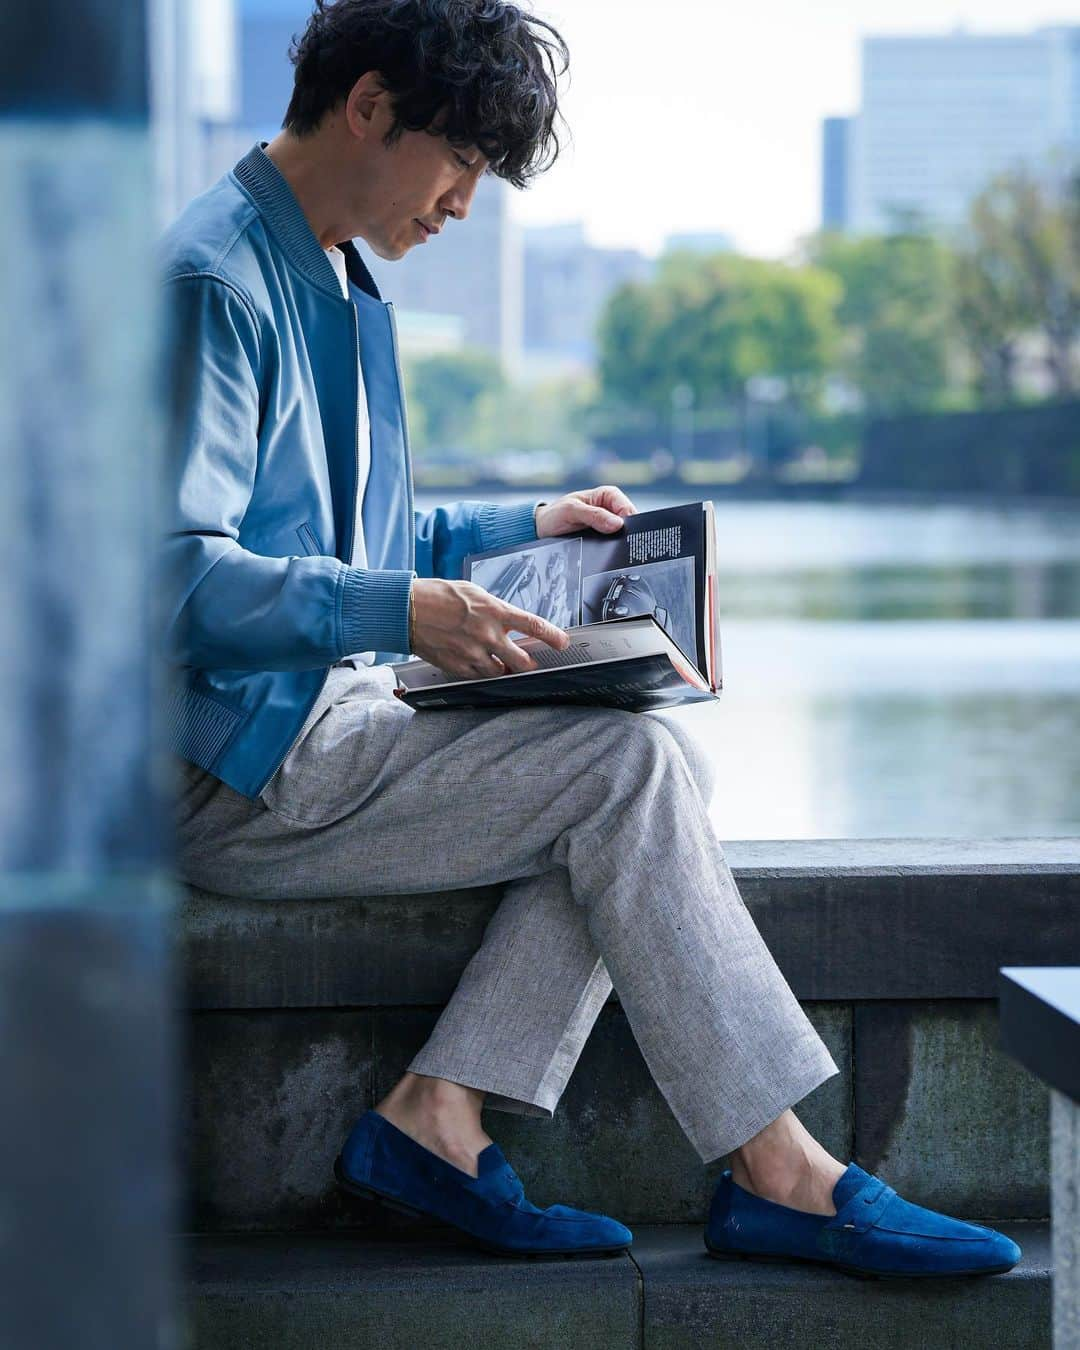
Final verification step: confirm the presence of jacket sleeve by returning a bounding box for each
[161,273,413,671]
[413,500,542,581]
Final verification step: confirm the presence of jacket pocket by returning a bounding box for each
[296,521,321,556]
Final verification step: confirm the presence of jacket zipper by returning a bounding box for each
[386,301,415,573]
[255,300,362,796]
[347,303,362,565]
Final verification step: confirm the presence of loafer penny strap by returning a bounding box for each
[826,1176,898,1234]
[470,1162,527,1206]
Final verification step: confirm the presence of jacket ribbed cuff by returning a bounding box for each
[475,500,543,553]
[339,566,415,657]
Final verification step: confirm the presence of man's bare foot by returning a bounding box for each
[373,1072,492,1178]
[728,1109,847,1216]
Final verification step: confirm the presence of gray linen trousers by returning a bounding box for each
[176,663,838,1163]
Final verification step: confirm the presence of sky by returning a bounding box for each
[509,1,1080,259]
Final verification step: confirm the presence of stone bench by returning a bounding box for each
[180,837,1080,1234]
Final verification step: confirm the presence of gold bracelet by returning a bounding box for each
[408,584,417,650]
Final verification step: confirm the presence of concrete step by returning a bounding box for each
[635,1223,1050,1350]
[188,1227,640,1350]
[181,839,1080,1233]
[186,1222,1051,1350]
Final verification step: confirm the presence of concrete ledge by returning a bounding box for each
[182,838,1080,1009]
[186,1223,1050,1350]
[187,1229,641,1350]
[999,967,1080,1103]
[634,1223,1050,1350]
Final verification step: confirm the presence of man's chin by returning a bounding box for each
[368,237,414,263]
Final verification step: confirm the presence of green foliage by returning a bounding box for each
[809,231,953,415]
[405,350,505,451]
[468,376,595,457]
[596,253,841,418]
[952,170,1080,403]
[594,168,1080,430]
[404,347,593,462]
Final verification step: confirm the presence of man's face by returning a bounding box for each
[346,87,489,260]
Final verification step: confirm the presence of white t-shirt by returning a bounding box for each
[326,245,376,668]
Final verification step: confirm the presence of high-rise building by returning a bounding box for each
[237,0,304,138]
[150,0,240,223]
[849,25,1080,234]
[523,223,653,377]
[820,116,852,231]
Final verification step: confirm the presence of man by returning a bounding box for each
[165,0,1020,1275]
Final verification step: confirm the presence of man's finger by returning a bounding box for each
[584,504,625,532]
[499,604,569,649]
[592,484,637,516]
[493,638,538,675]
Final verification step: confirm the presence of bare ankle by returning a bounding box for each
[373,1073,491,1176]
[732,1144,811,1201]
[377,1072,484,1123]
[729,1111,845,1214]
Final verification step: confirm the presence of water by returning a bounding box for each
[416,492,1080,840]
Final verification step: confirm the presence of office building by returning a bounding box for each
[150,0,239,223]
[821,116,852,231]
[237,0,303,138]
[523,223,653,377]
[849,25,1080,234]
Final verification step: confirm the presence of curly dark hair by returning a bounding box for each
[283,0,569,189]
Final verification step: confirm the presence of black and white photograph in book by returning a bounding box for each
[469,536,583,630]
[582,558,698,662]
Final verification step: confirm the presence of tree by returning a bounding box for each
[808,231,954,415]
[1017,171,1080,396]
[405,349,505,452]
[951,169,1080,403]
[596,253,840,421]
[468,375,595,457]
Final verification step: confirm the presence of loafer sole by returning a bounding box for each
[705,1235,1015,1280]
[334,1156,631,1260]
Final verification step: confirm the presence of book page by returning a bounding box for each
[465,502,710,673]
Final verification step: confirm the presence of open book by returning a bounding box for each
[392,500,721,712]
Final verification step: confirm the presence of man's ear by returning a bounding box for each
[344,71,389,142]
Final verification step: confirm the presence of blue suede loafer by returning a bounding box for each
[705,1163,1021,1278]
[336,1110,633,1259]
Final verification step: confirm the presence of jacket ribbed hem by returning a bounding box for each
[340,567,414,658]
[475,500,542,553]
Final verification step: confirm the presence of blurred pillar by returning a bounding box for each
[0,4,176,1349]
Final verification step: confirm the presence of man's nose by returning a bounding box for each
[440,175,481,224]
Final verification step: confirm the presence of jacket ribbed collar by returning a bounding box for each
[232,142,382,302]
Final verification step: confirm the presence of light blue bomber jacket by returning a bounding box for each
[160,144,541,799]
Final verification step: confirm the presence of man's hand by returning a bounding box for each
[410,578,570,680]
[535,485,637,539]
